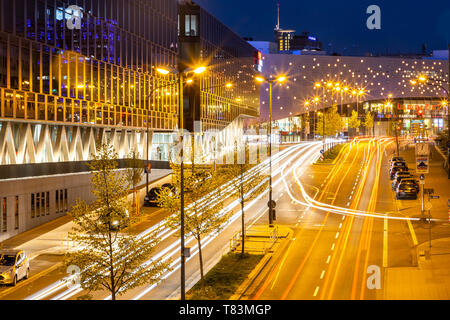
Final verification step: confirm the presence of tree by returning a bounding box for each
[217,141,268,257]
[64,143,170,300]
[347,110,361,138]
[157,166,229,289]
[364,112,374,136]
[315,106,344,137]
[125,150,144,216]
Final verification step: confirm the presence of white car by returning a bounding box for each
[0,250,30,286]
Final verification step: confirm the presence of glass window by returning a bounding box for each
[14,196,19,230]
[31,193,35,218]
[41,192,45,217]
[2,198,6,232]
[46,191,50,215]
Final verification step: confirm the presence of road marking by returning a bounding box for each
[331,243,335,251]
[320,270,326,279]
[346,202,350,206]
[326,255,331,264]
[338,223,342,229]
[313,286,320,297]
[349,196,352,200]
[407,219,418,246]
[342,216,345,220]
[335,232,339,239]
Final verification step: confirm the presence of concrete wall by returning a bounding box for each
[0,173,94,242]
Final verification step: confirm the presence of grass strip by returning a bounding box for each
[187,253,263,300]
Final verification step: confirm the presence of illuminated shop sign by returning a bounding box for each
[308,36,317,41]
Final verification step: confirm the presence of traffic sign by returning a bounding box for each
[320,149,325,154]
[425,202,432,211]
[416,156,429,174]
[429,196,440,200]
[415,143,429,156]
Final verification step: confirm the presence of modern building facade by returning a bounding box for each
[0,0,179,241]
[177,0,260,164]
[258,54,448,136]
[0,0,262,241]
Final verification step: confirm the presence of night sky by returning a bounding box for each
[194,0,450,55]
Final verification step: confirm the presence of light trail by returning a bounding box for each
[282,139,421,221]
[26,142,321,300]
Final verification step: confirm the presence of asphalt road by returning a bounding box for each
[3,142,323,300]
[250,138,405,300]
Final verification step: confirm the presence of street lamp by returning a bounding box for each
[314,82,329,151]
[156,64,207,300]
[255,74,287,227]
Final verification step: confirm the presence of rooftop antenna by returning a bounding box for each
[275,1,280,30]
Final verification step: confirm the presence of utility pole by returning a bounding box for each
[178,72,186,301]
[269,82,274,227]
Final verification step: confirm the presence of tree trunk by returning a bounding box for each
[197,237,204,289]
[108,230,116,300]
[241,197,245,257]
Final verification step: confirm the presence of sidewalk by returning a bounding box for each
[384,237,450,299]
[383,140,450,299]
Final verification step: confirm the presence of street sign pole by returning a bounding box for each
[420,174,425,218]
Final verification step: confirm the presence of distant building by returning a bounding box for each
[290,31,323,51]
[274,28,296,52]
[273,3,322,53]
[430,50,449,60]
[248,41,278,55]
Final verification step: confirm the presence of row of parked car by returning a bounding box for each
[144,183,175,207]
[389,156,419,200]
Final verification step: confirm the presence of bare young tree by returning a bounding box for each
[64,143,170,300]
[125,150,144,216]
[217,141,268,257]
[157,167,228,289]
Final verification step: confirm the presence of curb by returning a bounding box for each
[229,254,273,300]
[229,227,293,300]
[313,143,348,166]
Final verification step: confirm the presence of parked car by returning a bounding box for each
[390,166,408,180]
[0,250,30,286]
[396,182,418,200]
[392,172,412,190]
[390,161,407,170]
[161,183,175,192]
[389,156,405,165]
[397,178,419,194]
[144,187,161,207]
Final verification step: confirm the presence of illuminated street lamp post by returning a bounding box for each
[145,82,179,195]
[256,75,286,227]
[156,65,207,300]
